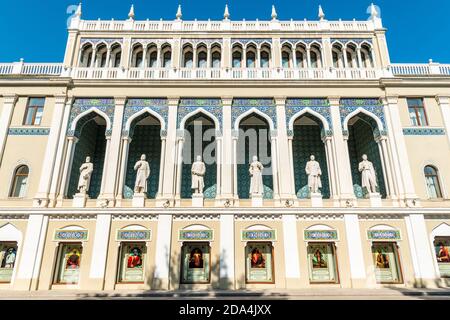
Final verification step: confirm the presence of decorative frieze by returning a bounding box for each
[179,229,214,241]
[367,229,401,240]
[80,38,123,46]
[280,39,322,46]
[402,128,446,136]
[116,229,152,241]
[8,128,50,136]
[330,38,373,46]
[54,229,89,241]
[241,229,277,241]
[304,230,338,241]
[231,38,272,46]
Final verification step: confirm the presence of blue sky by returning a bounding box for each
[0,0,448,63]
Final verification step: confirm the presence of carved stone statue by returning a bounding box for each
[191,155,206,194]
[249,155,264,196]
[77,156,93,194]
[134,154,150,194]
[305,155,322,194]
[358,154,378,194]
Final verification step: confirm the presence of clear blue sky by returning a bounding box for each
[0,0,448,63]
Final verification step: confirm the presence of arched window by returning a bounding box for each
[232,50,242,68]
[184,51,193,68]
[212,51,221,68]
[260,47,270,68]
[296,51,305,68]
[148,51,157,68]
[163,50,171,68]
[135,51,143,68]
[310,51,318,68]
[246,51,256,68]
[281,51,290,68]
[425,166,443,199]
[197,51,207,68]
[79,44,93,67]
[10,165,29,198]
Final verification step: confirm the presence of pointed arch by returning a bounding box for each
[305,224,335,231]
[125,107,166,132]
[431,223,450,238]
[0,223,22,242]
[343,107,384,132]
[234,108,275,131]
[70,107,112,133]
[288,108,330,131]
[180,107,220,130]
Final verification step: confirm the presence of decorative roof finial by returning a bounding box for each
[128,4,135,20]
[75,2,82,18]
[224,4,230,20]
[318,5,325,21]
[370,3,379,18]
[271,5,278,21]
[176,4,182,20]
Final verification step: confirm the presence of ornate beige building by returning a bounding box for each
[0,4,449,292]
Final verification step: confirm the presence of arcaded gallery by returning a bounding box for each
[0,3,450,292]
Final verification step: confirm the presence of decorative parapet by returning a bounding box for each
[402,127,446,136]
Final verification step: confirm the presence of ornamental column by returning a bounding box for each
[382,96,419,205]
[48,98,73,207]
[159,97,179,205]
[116,136,131,205]
[99,96,126,206]
[220,97,234,203]
[0,94,17,167]
[57,136,78,205]
[328,97,356,206]
[274,96,294,202]
[436,95,450,148]
[34,95,69,207]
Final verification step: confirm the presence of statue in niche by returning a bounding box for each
[134,154,151,194]
[249,155,264,196]
[358,154,378,194]
[305,155,322,194]
[191,155,206,194]
[77,156,93,194]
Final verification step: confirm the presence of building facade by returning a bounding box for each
[0,4,450,291]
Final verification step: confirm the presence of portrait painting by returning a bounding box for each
[127,247,143,269]
[65,248,81,269]
[435,239,450,263]
[188,247,204,269]
[250,248,266,269]
[311,248,328,269]
[375,248,390,269]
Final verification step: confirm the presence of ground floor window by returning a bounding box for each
[117,242,146,283]
[0,242,17,283]
[180,242,210,284]
[245,242,274,284]
[371,242,403,284]
[307,242,339,283]
[54,243,82,284]
[434,237,450,278]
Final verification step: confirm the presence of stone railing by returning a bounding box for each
[68,67,388,80]
[76,19,375,33]
[389,62,450,76]
[0,60,63,76]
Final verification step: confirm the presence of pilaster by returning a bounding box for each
[220,96,234,201]
[152,214,173,290]
[88,214,112,290]
[99,96,126,206]
[34,95,69,207]
[0,94,18,167]
[436,95,450,148]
